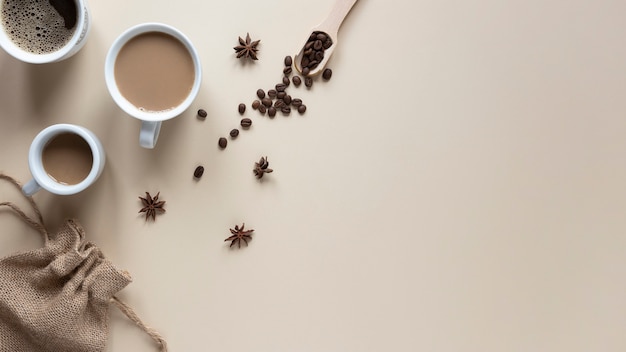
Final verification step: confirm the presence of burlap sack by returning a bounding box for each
[0,174,167,352]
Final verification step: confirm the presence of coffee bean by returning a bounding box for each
[256,89,265,99]
[262,97,272,107]
[238,103,246,114]
[298,105,307,114]
[292,76,301,86]
[323,39,332,49]
[291,98,302,107]
[194,166,204,179]
[282,76,290,86]
[283,95,292,105]
[281,106,291,114]
[283,66,292,75]
[304,48,313,56]
[302,67,310,76]
[275,83,287,92]
[197,109,207,118]
[252,100,261,109]
[315,51,324,61]
[258,105,267,114]
[241,118,252,128]
[268,89,277,98]
[274,100,285,109]
[284,55,292,66]
[316,33,327,41]
[309,60,319,69]
[309,32,317,41]
[322,68,332,80]
[230,129,239,138]
[301,56,310,68]
[218,137,227,149]
[268,106,277,117]
[277,91,286,100]
[305,76,313,87]
[314,40,323,50]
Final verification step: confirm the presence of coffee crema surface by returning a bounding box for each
[42,132,92,185]
[114,32,195,112]
[1,0,77,54]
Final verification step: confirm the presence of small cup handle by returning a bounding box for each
[22,178,42,196]
[139,121,162,149]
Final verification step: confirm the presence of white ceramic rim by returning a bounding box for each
[104,22,202,122]
[28,124,103,195]
[0,0,89,64]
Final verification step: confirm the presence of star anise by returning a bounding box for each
[138,192,166,221]
[224,223,254,248]
[253,156,273,179]
[233,32,260,60]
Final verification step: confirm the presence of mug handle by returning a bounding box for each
[139,121,162,149]
[22,178,42,196]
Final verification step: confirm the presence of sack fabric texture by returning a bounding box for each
[0,174,167,352]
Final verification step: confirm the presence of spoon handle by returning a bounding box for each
[318,0,359,36]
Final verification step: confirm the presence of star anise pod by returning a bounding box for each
[253,156,273,179]
[138,192,166,221]
[233,32,260,60]
[224,223,254,248]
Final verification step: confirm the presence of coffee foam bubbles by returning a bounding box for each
[1,0,75,54]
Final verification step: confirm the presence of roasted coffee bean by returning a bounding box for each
[308,51,316,61]
[301,56,310,68]
[241,118,252,128]
[282,76,290,86]
[309,60,319,69]
[309,32,317,41]
[258,105,267,114]
[316,33,327,41]
[304,48,313,56]
[230,128,239,138]
[268,89,277,98]
[275,83,287,92]
[281,106,291,114]
[268,106,277,117]
[277,91,286,99]
[274,100,285,109]
[283,66,292,75]
[283,95,292,105]
[291,98,302,107]
[197,109,207,118]
[252,100,261,109]
[256,89,265,99]
[292,76,302,86]
[315,51,324,61]
[194,166,205,178]
[305,76,313,87]
[298,105,307,114]
[262,97,272,107]
[322,68,332,80]
[218,137,227,149]
[323,39,332,49]
[238,103,246,114]
[314,40,323,50]
[284,55,293,67]
[302,67,310,76]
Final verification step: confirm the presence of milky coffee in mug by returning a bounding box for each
[42,132,93,185]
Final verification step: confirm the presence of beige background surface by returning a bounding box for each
[1,0,625,351]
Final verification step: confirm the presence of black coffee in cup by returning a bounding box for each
[1,0,77,54]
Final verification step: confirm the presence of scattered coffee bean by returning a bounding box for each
[241,118,253,128]
[268,89,277,98]
[322,68,332,80]
[282,76,290,86]
[262,97,272,107]
[194,166,205,179]
[302,67,310,76]
[238,103,246,114]
[275,83,287,92]
[256,89,265,99]
[276,91,286,100]
[283,95,292,105]
[268,106,277,117]
[283,66,292,76]
[258,105,267,114]
[281,106,291,114]
[230,128,239,138]
[274,100,285,109]
[292,76,301,86]
[197,109,207,118]
[218,137,227,149]
[291,98,302,107]
[252,100,261,109]
[284,55,292,66]
[298,105,307,114]
[305,76,313,88]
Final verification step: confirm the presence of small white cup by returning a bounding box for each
[23,124,105,196]
[0,0,91,64]
[104,23,202,149]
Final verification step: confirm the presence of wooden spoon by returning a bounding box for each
[294,0,359,77]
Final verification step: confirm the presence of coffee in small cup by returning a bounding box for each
[42,132,93,185]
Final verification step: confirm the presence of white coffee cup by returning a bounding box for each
[0,0,91,64]
[23,124,105,196]
[104,23,202,149]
